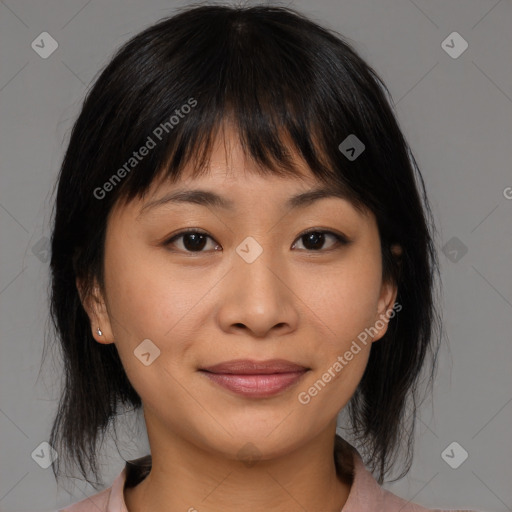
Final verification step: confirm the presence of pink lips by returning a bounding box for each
[199,359,309,398]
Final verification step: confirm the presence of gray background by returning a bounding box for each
[1,0,511,511]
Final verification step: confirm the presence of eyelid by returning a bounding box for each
[295,227,351,245]
[163,227,351,252]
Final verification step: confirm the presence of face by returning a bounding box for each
[80,126,397,462]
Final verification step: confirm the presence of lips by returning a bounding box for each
[199,359,310,398]
[200,359,309,374]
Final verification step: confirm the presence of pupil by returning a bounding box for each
[184,233,206,251]
[304,232,324,250]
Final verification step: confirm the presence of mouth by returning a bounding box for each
[198,359,310,398]
[200,358,309,374]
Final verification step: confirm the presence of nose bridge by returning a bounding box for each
[216,234,299,337]
[234,234,284,304]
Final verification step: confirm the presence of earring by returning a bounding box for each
[97,327,103,336]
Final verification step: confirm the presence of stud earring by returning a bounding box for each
[97,327,103,336]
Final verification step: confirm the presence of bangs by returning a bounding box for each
[92,6,379,214]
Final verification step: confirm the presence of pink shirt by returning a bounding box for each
[59,439,478,512]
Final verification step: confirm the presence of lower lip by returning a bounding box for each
[200,370,308,398]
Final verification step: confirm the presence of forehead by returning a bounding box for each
[175,122,319,184]
[111,123,367,222]
[122,128,318,202]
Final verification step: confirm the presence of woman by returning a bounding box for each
[47,4,476,511]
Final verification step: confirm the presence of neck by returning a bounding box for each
[124,428,353,512]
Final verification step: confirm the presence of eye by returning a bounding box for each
[164,228,349,254]
[291,229,349,251]
[164,229,220,253]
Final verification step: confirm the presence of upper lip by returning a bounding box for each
[200,359,309,374]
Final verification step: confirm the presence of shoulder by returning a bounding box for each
[58,467,127,512]
[380,485,478,512]
[58,456,150,512]
[354,460,480,511]
[337,436,479,512]
[58,487,111,512]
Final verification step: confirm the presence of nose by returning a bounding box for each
[216,245,300,339]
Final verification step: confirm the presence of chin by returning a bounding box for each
[199,425,309,463]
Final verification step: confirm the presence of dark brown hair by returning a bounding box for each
[44,3,441,490]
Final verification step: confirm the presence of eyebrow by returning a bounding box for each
[137,186,351,219]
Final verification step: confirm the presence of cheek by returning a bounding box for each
[102,232,199,388]
[104,229,208,339]
[292,242,383,411]
[297,252,383,351]
[294,263,379,420]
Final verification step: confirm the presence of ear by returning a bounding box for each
[76,277,115,345]
[371,278,398,343]
[371,245,401,342]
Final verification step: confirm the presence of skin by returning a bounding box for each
[79,125,398,512]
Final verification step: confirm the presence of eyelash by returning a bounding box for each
[163,228,350,254]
